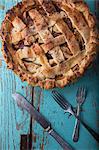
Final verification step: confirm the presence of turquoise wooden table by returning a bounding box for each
[0,0,99,150]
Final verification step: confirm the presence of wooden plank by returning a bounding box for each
[0,61,32,150]
[0,0,32,150]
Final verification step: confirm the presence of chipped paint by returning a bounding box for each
[33,135,36,143]
[40,143,44,150]
[16,116,29,130]
[20,135,29,150]
[0,60,2,67]
[0,5,5,10]
[40,131,45,150]
[32,130,36,143]
[16,123,24,131]
[33,88,42,110]
[37,89,42,112]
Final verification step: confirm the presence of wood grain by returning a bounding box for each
[0,61,33,150]
[0,1,32,150]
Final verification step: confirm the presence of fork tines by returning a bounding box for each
[76,87,87,104]
[52,90,69,110]
[76,87,86,97]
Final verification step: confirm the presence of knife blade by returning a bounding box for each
[12,93,73,150]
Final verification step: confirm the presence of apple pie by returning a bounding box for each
[1,0,98,89]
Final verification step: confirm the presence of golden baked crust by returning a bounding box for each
[1,0,98,89]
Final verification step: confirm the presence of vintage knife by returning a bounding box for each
[12,93,73,150]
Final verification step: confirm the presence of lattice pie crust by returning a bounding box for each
[1,0,98,89]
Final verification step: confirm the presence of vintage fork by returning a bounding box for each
[72,87,86,142]
[52,90,99,143]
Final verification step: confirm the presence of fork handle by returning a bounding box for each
[72,119,80,142]
[73,112,99,143]
[72,104,80,142]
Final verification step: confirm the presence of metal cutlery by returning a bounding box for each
[72,87,86,142]
[12,93,73,150]
[52,90,99,143]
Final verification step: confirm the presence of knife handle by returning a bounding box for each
[49,129,73,150]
